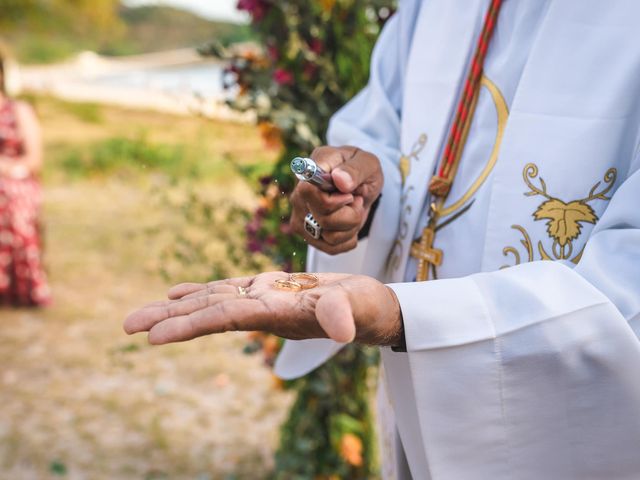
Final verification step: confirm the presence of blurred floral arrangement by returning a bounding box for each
[199,0,396,478]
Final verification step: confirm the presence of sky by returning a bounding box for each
[123,0,249,23]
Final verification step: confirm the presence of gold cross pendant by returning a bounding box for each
[410,226,443,281]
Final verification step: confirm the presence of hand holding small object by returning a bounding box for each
[289,146,383,254]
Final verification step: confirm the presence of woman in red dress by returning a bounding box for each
[0,52,51,306]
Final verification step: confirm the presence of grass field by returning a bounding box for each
[0,97,292,479]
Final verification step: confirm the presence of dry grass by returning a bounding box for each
[0,99,291,479]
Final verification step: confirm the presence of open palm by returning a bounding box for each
[124,271,401,346]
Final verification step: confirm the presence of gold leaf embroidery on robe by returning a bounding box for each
[502,163,617,267]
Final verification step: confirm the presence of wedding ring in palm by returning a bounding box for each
[273,273,319,292]
[304,213,322,239]
[289,273,319,290]
[274,279,302,291]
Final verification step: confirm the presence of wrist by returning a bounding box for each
[385,285,405,349]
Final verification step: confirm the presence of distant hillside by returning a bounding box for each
[110,5,253,55]
[8,4,253,64]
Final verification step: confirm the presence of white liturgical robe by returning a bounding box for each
[275,1,640,478]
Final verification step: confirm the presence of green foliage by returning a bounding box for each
[57,100,104,124]
[60,135,187,178]
[49,459,68,476]
[273,345,379,479]
[56,134,235,181]
[1,0,123,63]
[116,5,255,53]
[12,36,80,65]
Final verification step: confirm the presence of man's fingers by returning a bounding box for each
[147,298,265,344]
[167,282,206,299]
[321,228,359,246]
[168,276,253,299]
[310,145,353,171]
[312,197,365,232]
[124,293,236,334]
[294,181,353,215]
[303,233,358,255]
[332,150,382,196]
[315,287,355,343]
[180,284,238,300]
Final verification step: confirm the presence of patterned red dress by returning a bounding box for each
[0,99,51,306]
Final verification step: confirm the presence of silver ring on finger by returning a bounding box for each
[304,213,322,240]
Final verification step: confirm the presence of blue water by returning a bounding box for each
[94,61,225,98]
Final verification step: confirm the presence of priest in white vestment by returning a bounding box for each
[125,1,640,478]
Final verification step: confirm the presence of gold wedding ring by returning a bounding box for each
[274,279,303,291]
[289,273,319,290]
[273,273,319,292]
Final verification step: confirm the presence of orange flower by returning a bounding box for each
[258,196,274,210]
[339,433,363,466]
[248,331,266,341]
[271,374,285,390]
[319,0,336,13]
[262,334,281,358]
[258,122,283,150]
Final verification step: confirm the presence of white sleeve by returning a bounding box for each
[386,150,640,476]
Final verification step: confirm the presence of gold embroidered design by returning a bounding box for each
[388,75,508,274]
[387,187,414,272]
[399,133,427,185]
[502,163,617,267]
[439,76,509,217]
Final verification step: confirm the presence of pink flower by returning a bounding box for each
[265,234,277,246]
[237,0,269,21]
[273,68,294,86]
[248,239,263,253]
[246,218,261,235]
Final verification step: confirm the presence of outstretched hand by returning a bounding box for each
[124,272,402,347]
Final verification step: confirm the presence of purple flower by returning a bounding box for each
[246,218,261,235]
[303,62,318,80]
[309,38,324,55]
[259,175,273,187]
[256,207,267,218]
[248,239,263,253]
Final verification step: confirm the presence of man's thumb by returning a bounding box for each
[315,289,356,343]
[331,151,378,194]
